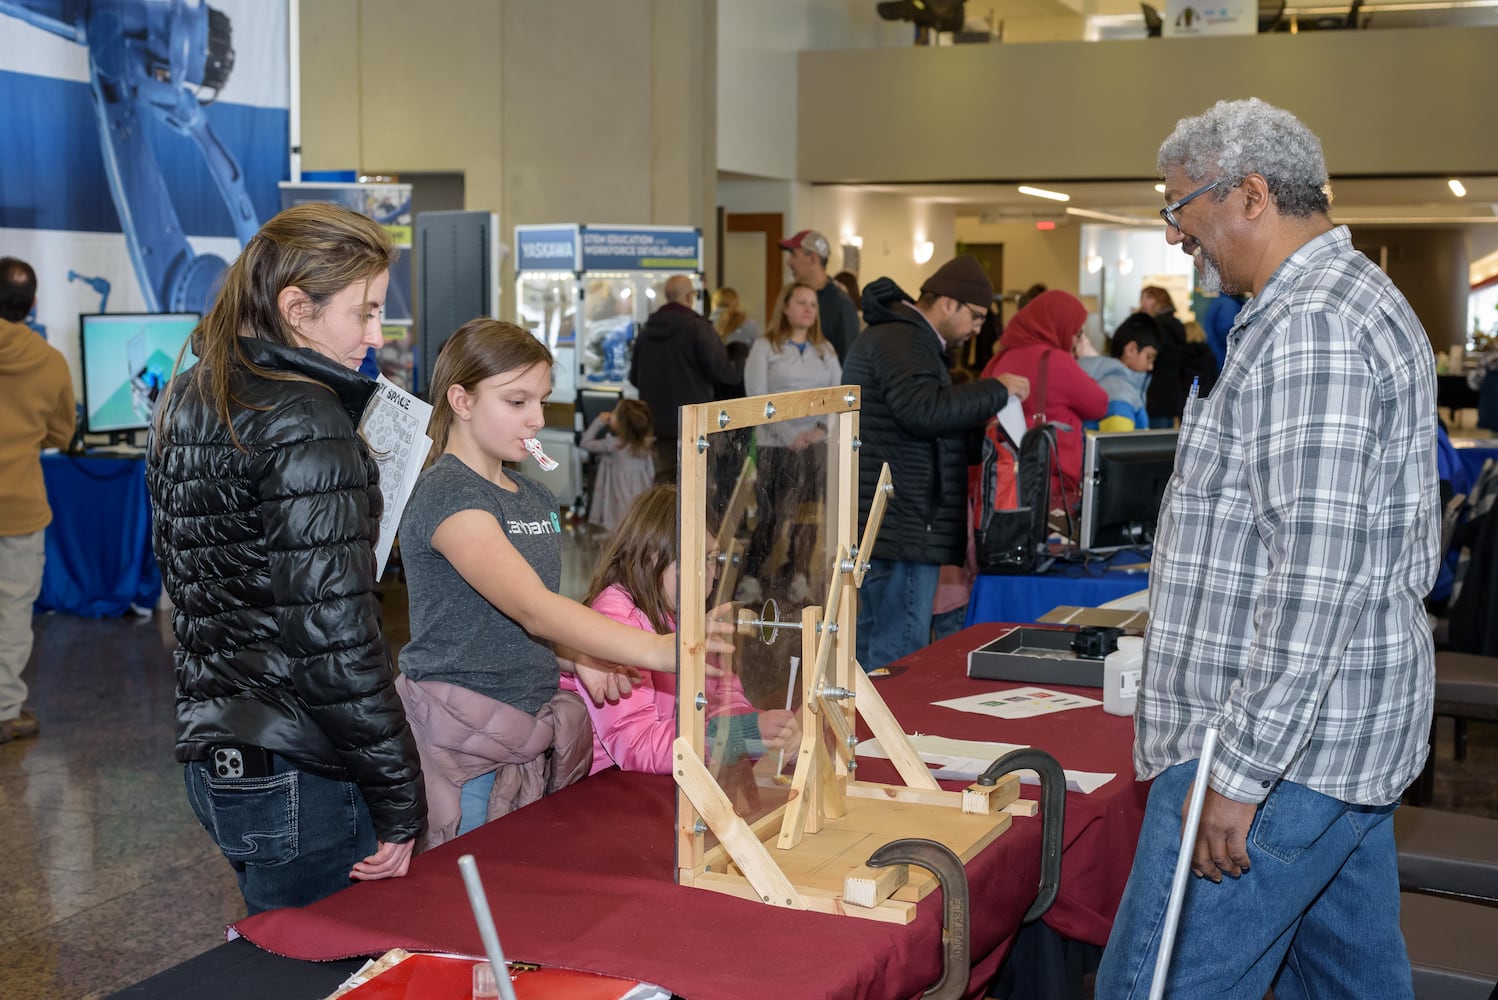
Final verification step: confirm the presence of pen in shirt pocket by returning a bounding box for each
[1188,376,1200,402]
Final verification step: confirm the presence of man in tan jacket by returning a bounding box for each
[0,257,75,743]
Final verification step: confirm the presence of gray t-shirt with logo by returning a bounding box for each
[397,454,561,714]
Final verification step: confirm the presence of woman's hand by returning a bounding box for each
[350,840,414,881]
[758,709,801,752]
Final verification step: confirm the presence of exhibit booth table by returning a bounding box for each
[38,452,159,617]
[965,552,1149,627]
[117,623,1146,1000]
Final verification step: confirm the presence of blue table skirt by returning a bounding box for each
[38,453,160,618]
[1451,443,1498,494]
[965,552,1149,626]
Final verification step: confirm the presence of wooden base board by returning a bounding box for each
[684,780,1013,921]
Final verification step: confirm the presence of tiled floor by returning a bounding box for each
[2,523,1496,999]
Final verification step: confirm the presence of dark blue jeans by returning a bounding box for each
[184,755,376,915]
[1096,760,1412,999]
[856,558,941,673]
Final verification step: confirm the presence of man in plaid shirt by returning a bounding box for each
[1097,99,1439,999]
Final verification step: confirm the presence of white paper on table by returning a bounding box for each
[855,734,1116,794]
[934,686,1102,720]
[997,395,1028,446]
[360,375,434,579]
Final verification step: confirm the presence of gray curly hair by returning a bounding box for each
[1157,98,1332,218]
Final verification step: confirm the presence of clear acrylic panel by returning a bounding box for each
[675,388,859,882]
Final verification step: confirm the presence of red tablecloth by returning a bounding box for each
[233,623,1147,1000]
[861,623,1149,946]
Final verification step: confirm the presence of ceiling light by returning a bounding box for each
[1450,179,1468,198]
[1086,255,1103,275]
[914,241,935,264]
[1118,256,1135,275]
[1154,184,1166,194]
[1017,185,1070,203]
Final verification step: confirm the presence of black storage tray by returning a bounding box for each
[966,626,1105,688]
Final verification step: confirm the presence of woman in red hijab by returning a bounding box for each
[981,290,1108,516]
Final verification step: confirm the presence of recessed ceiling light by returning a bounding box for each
[1154,184,1166,194]
[1017,185,1070,203]
[1449,179,1468,198]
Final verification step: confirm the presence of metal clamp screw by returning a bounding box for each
[851,437,862,450]
[696,435,709,453]
[695,693,707,710]
[844,390,857,406]
[764,401,777,418]
[718,410,730,429]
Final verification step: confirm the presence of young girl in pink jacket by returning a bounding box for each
[562,485,800,774]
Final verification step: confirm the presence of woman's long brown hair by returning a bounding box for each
[153,202,397,451]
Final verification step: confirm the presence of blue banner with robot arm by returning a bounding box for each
[0,0,289,388]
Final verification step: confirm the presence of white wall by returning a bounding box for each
[806,187,957,296]
[716,0,907,180]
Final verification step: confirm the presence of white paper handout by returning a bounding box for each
[360,375,434,579]
[855,734,1116,794]
[997,395,1027,445]
[934,686,1101,720]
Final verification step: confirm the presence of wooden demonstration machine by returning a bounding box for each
[671,386,1064,991]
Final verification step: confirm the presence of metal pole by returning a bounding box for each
[1148,727,1219,1000]
[458,854,520,1000]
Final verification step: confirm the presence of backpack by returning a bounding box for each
[973,352,1062,575]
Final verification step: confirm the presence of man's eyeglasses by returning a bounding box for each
[1159,178,1223,231]
[959,301,988,324]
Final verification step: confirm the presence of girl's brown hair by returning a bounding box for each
[584,484,679,634]
[610,398,654,457]
[712,286,748,340]
[765,281,831,357]
[155,201,397,449]
[426,318,554,463]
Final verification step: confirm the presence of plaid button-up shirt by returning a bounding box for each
[1137,226,1439,806]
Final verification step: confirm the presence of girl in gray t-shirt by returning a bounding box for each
[395,319,718,849]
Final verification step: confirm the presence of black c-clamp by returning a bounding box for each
[865,748,1067,999]
[978,747,1067,923]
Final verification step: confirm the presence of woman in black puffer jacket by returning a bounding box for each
[148,203,425,914]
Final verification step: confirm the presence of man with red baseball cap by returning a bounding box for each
[779,229,859,363]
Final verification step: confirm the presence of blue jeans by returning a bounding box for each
[184,755,377,915]
[856,559,941,672]
[458,771,498,836]
[1095,761,1412,999]
[931,605,969,643]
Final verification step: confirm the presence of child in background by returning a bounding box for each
[562,485,800,775]
[1077,313,1159,433]
[580,398,655,533]
[395,319,728,850]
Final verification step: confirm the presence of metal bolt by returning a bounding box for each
[764,401,777,418]
[822,686,855,700]
[881,482,894,494]
[827,623,840,634]
[718,409,730,428]
[844,390,857,406]
[696,435,709,452]
[851,437,861,450]
[839,558,856,574]
[847,759,858,772]
[847,734,859,748]
[695,692,707,709]
[694,820,707,834]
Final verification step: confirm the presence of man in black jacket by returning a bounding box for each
[629,274,742,483]
[843,255,1029,673]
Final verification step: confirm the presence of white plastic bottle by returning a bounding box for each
[1103,636,1143,716]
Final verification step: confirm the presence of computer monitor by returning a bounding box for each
[1079,429,1179,554]
[79,312,199,436]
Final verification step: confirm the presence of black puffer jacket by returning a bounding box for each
[844,279,1010,565]
[147,337,424,843]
